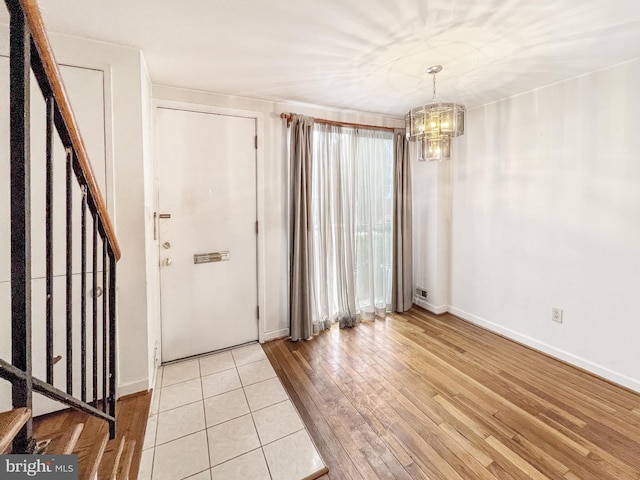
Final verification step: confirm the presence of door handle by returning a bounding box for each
[164,258,172,266]
[159,213,171,219]
[90,286,103,298]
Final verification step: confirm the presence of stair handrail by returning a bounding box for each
[19,0,120,260]
[2,0,121,453]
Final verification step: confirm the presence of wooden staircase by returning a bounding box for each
[2,0,122,468]
[0,407,138,479]
[0,408,31,454]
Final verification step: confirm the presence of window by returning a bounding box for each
[310,124,393,327]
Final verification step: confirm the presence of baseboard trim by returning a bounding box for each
[117,378,149,398]
[264,328,289,342]
[413,296,447,315]
[448,306,640,394]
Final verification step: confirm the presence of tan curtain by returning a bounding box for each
[392,130,413,312]
[289,115,315,341]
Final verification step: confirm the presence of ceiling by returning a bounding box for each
[28,0,640,115]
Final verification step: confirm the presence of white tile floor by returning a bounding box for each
[138,343,326,480]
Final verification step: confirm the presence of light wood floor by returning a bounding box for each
[32,390,151,478]
[263,307,640,480]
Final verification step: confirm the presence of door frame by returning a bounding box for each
[152,99,267,348]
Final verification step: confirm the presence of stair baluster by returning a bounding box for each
[1,0,121,454]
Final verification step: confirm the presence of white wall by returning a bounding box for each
[141,55,161,389]
[42,33,152,396]
[448,59,640,392]
[412,148,453,314]
[152,86,403,340]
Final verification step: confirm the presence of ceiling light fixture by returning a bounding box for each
[405,65,465,162]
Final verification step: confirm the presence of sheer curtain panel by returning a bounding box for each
[354,129,394,319]
[312,125,393,326]
[311,124,359,327]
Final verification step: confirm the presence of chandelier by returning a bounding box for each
[405,65,465,161]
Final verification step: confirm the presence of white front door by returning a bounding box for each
[156,107,258,362]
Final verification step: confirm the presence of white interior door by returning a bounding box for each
[0,58,108,414]
[157,107,258,362]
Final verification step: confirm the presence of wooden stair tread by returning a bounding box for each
[29,392,151,479]
[76,430,109,480]
[36,422,85,455]
[97,435,125,480]
[116,440,136,480]
[0,408,31,454]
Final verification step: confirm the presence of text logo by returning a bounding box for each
[0,455,78,479]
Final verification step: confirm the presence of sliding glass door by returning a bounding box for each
[310,125,393,327]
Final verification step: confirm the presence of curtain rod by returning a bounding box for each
[280,112,397,133]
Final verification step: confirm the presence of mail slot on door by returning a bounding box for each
[194,251,230,264]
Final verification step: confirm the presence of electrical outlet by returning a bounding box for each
[551,307,563,324]
[415,288,428,298]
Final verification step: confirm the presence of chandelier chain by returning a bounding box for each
[432,73,437,102]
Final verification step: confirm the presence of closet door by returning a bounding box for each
[0,58,108,415]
